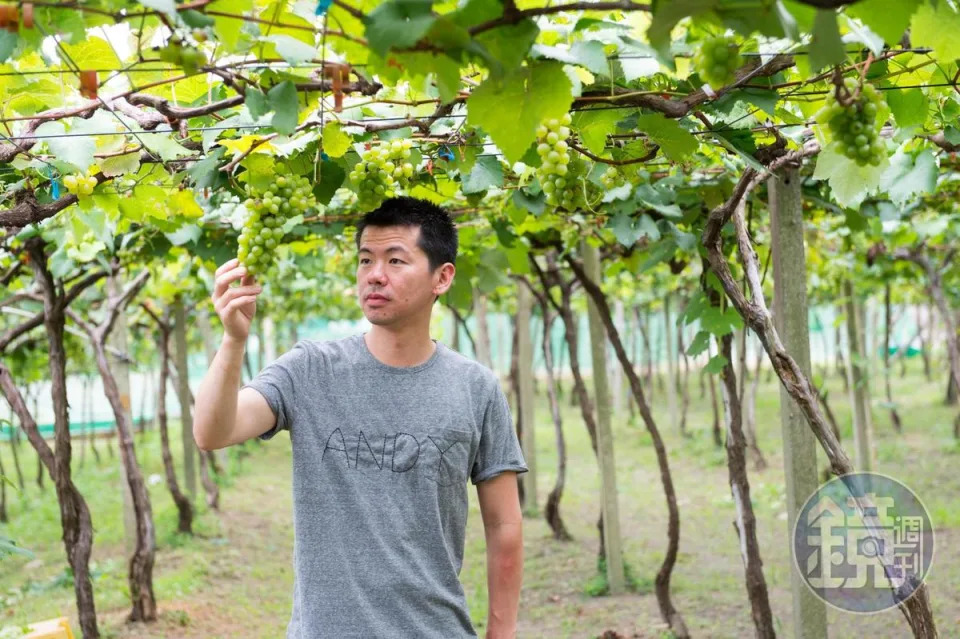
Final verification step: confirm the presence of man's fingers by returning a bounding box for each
[215,285,261,313]
[213,265,247,299]
[215,258,239,278]
[225,295,258,314]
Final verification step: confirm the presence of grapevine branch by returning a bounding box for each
[468,1,651,36]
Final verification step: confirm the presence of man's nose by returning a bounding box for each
[367,262,386,284]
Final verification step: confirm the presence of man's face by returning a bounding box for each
[356,225,453,327]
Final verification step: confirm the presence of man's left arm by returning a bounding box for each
[477,471,524,639]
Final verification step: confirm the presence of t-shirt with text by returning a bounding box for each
[243,333,528,639]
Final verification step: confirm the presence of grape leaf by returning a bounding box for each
[136,0,176,16]
[466,62,572,164]
[461,155,503,194]
[883,149,937,206]
[910,1,960,62]
[245,88,270,119]
[321,121,352,158]
[704,354,729,374]
[812,145,887,209]
[846,0,918,44]
[886,88,928,131]
[573,108,626,155]
[314,160,347,205]
[809,9,845,71]
[35,122,95,171]
[686,330,711,357]
[474,20,539,73]
[532,40,607,74]
[365,0,437,58]
[268,81,299,135]
[512,188,545,215]
[635,113,698,162]
[265,34,318,65]
[608,211,658,247]
[0,31,16,63]
[139,132,192,161]
[620,57,660,82]
[98,152,141,177]
[210,0,252,51]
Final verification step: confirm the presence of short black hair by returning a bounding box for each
[355,196,458,271]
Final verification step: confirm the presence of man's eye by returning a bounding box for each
[390,258,403,264]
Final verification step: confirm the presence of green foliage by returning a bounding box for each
[583,556,651,597]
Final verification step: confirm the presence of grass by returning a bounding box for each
[1,356,959,638]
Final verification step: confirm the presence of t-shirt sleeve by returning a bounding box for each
[470,381,529,485]
[241,340,310,441]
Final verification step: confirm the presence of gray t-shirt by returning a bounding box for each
[243,333,528,638]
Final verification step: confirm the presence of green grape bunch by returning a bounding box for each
[236,174,318,278]
[600,166,626,190]
[816,78,886,167]
[536,113,591,211]
[693,36,743,88]
[348,139,416,211]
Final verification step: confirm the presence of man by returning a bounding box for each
[194,196,528,638]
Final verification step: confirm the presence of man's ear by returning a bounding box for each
[432,262,456,298]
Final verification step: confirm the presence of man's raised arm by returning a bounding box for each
[193,258,274,451]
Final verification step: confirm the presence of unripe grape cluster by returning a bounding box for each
[63,173,97,197]
[816,78,886,167]
[600,167,626,190]
[536,113,588,210]
[693,36,742,88]
[236,174,318,277]
[349,139,416,211]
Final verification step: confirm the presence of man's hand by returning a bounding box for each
[213,258,262,344]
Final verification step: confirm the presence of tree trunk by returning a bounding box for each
[535,258,605,559]
[106,275,141,560]
[742,334,767,471]
[836,317,849,391]
[72,276,158,624]
[173,297,198,501]
[883,283,903,432]
[8,405,24,490]
[19,242,101,637]
[897,251,960,436]
[0,442,7,522]
[516,283,537,515]
[581,241,625,595]
[918,304,932,381]
[157,326,193,534]
[90,337,158,622]
[611,299,626,417]
[0,366,101,638]
[676,321,690,438]
[844,281,875,471]
[769,167,828,639]
[704,173,939,636]
[717,322,776,638]
[87,375,101,466]
[707,349,722,448]
[663,295,678,432]
[537,298,572,541]
[30,386,43,491]
[638,308,654,392]
[474,291,493,369]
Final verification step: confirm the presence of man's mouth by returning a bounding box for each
[366,293,388,302]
